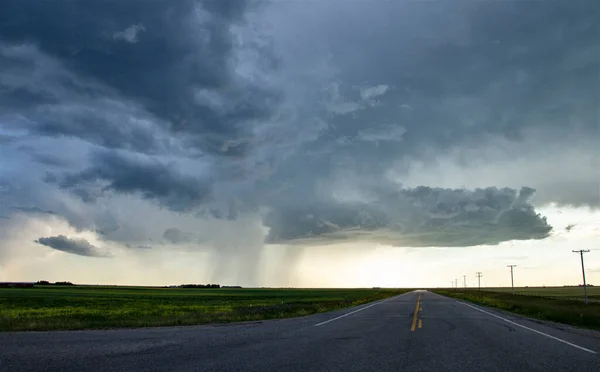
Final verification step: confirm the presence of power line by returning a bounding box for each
[573,250,591,305]
[476,272,483,292]
[507,265,517,295]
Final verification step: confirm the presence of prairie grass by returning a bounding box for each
[434,289,600,330]
[482,286,600,303]
[0,286,407,331]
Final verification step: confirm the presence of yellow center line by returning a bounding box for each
[418,319,422,329]
[410,295,421,332]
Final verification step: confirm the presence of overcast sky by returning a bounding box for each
[1,0,598,287]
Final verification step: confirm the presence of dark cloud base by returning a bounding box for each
[51,150,211,212]
[163,227,198,244]
[273,225,551,248]
[265,187,552,247]
[36,235,111,257]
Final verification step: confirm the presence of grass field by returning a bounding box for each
[0,286,407,332]
[481,286,600,302]
[434,288,600,330]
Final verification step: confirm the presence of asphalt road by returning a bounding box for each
[1,291,599,372]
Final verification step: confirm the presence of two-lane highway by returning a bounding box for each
[1,291,598,371]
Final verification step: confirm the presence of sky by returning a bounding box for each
[0,0,598,288]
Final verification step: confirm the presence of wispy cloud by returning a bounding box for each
[113,24,145,44]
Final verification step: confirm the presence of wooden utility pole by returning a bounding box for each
[507,265,517,295]
[573,250,590,305]
[476,272,483,292]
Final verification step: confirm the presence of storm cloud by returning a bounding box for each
[1,0,598,284]
[266,187,551,247]
[11,206,55,215]
[163,228,200,244]
[51,150,211,212]
[36,235,111,257]
[0,0,279,157]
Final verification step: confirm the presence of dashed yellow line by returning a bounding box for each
[410,295,421,332]
[418,319,422,329]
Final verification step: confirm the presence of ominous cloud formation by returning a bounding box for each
[0,1,598,284]
[52,150,212,212]
[266,187,551,247]
[0,0,278,157]
[36,235,110,257]
[163,228,199,244]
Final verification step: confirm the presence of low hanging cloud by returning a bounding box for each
[36,235,111,257]
[162,228,200,244]
[265,186,551,247]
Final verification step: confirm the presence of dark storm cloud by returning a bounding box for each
[15,145,71,167]
[278,0,598,161]
[0,0,279,157]
[36,235,110,257]
[1,0,596,252]
[0,134,17,145]
[265,187,551,247]
[53,150,211,212]
[31,102,174,155]
[11,206,55,215]
[163,228,198,244]
[28,153,70,167]
[0,42,176,154]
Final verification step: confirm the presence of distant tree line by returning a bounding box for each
[178,284,221,288]
[170,284,243,289]
[563,284,594,287]
[35,281,74,286]
[34,281,243,288]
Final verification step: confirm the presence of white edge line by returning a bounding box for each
[454,298,597,354]
[314,291,412,327]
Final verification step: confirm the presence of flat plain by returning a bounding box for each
[0,285,407,331]
[483,286,600,301]
[434,287,600,330]
[3,291,599,372]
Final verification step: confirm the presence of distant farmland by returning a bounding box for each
[0,286,407,332]
[482,286,600,302]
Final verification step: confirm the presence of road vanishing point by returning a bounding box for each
[1,291,599,371]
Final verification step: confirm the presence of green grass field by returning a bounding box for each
[481,286,600,302]
[0,286,407,332]
[434,288,600,330]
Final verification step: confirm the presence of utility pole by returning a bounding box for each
[573,250,590,305]
[463,275,467,288]
[476,272,483,292]
[507,265,517,295]
[454,278,458,290]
